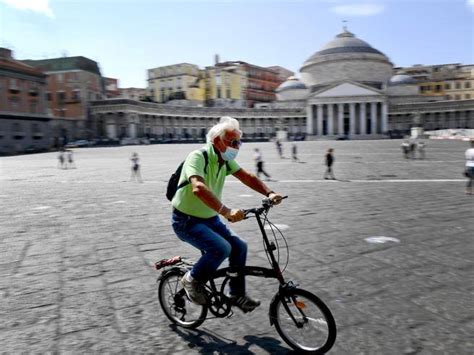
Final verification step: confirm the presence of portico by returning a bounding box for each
[306,82,388,138]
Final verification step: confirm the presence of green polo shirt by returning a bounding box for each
[172,144,241,218]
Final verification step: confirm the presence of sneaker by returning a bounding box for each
[230,294,261,313]
[181,272,207,305]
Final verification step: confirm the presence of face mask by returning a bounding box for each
[221,147,239,161]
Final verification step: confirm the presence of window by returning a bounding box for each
[445,83,451,90]
[10,96,19,110]
[455,82,461,89]
[72,90,80,101]
[12,122,24,139]
[57,91,66,102]
[435,85,442,92]
[46,92,52,101]
[466,94,471,99]
[217,87,221,99]
[57,73,64,83]
[32,123,42,139]
[455,94,461,100]
[226,87,231,98]
[30,101,37,113]
[465,81,471,89]
[446,95,452,100]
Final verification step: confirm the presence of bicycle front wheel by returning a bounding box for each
[158,269,207,329]
[270,288,336,354]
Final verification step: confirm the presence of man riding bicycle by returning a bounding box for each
[171,116,283,312]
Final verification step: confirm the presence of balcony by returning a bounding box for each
[65,97,81,104]
[29,89,39,96]
[13,131,25,140]
[9,86,21,94]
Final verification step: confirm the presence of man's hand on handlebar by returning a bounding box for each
[268,192,284,206]
[223,208,245,223]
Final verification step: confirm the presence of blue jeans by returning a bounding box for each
[171,209,247,296]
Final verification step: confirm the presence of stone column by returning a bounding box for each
[349,103,356,136]
[317,104,323,136]
[327,104,334,136]
[128,114,137,138]
[338,103,344,136]
[360,102,366,135]
[382,102,388,133]
[306,105,314,135]
[106,115,117,139]
[371,102,377,135]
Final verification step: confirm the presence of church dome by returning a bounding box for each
[388,74,416,86]
[276,76,309,101]
[300,28,393,89]
[276,76,307,92]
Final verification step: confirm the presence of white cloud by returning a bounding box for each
[467,0,474,11]
[1,0,54,18]
[330,3,384,16]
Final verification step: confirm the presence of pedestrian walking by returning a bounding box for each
[291,143,298,162]
[254,148,271,180]
[275,139,283,158]
[417,140,426,159]
[464,140,474,195]
[66,149,76,169]
[401,140,410,159]
[409,140,417,159]
[324,148,336,180]
[130,152,143,182]
[58,149,65,169]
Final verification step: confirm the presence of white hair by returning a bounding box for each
[206,116,242,143]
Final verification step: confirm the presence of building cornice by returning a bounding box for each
[389,99,474,113]
[90,99,305,118]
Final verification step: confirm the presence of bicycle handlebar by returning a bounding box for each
[242,196,288,217]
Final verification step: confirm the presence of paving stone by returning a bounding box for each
[62,276,105,296]
[410,288,474,322]
[60,292,114,334]
[57,326,124,353]
[0,322,57,353]
[0,304,58,330]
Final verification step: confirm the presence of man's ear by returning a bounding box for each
[213,136,223,151]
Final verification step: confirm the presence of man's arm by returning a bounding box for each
[189,175,243,222]
[233,168,282,204]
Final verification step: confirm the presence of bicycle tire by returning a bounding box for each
[158,268,208,329]
[270,288,336,354]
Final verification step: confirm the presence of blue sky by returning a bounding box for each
[1,0,473,87]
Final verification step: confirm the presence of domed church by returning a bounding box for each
[273,27,473,138]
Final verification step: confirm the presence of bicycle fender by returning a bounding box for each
[157,266,187,282]
[268,291,283,326]
[268,285,299,326]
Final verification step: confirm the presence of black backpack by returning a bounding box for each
[166,148,209,201]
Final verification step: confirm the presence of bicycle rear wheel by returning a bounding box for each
[270,288,336,354]
[158,268,207,328]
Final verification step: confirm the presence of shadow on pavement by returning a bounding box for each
[170,324,294,354]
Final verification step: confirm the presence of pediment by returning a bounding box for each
[311,82,383,98]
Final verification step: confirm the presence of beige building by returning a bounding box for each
[119,87,146,101]
[147,63,201,103]
[204,64,247,108]
[395,64,474,101]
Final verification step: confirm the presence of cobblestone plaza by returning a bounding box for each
[1,139,473,353]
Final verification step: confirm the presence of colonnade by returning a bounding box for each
[307,101,388,136]
[96,113,306,140]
